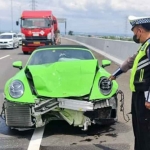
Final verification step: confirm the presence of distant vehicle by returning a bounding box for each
[16,10,59,54]
[0,32,19,49]
[17,33,22,45]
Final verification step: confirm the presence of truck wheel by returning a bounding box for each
[51,39,55,45]
[54,39,56,45]
[23,52,28,54]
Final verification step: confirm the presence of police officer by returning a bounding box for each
[109,16,150,150]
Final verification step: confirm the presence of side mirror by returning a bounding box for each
[101,60,111,68]
[53,20,56,24]
[16,21,19,26]
[13,61,22,70]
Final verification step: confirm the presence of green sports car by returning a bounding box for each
[2,45,120,131]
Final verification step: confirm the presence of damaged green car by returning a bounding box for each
[2,45,120,131]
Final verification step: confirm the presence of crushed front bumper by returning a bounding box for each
[2,96,118,130]
[58,97,118,124]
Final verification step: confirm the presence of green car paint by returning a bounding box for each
[4,69,35,103]
[4,46,118,103]
[27,60,98,98]
[13,61,23,69]
[101,60,111,68]
[90,67,118,100]
[59,109,87,126]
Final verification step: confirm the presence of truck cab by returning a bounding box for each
[16,11,57,54]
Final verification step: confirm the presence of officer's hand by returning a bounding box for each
[109,75,116,81]
[145,91,150,109]
[145,102,150,110]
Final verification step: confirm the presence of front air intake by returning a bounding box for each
[4,102,33,127]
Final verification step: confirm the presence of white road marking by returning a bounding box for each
[0,55,10,60]
[27,126,45,150]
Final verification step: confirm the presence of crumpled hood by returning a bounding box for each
[27,60,98,97]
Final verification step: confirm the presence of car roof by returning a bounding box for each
[36,45,91,50]
[0,32,16,35]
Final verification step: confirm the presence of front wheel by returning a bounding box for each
[23,52,28,54]
[17,43,19,48]
[12,43,15,49]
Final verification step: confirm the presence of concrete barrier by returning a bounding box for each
[64,35,140,63]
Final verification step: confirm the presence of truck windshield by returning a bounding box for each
[21,18,51,28]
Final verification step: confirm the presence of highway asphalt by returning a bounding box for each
[0,38,134,150]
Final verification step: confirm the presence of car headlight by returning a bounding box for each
[47,33,52,39]
[9,40,13,43]
[99,77,112,95]
[9,80,24,98]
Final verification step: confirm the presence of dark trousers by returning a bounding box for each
[132,91,150,150]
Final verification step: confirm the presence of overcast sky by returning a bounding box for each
[0,0,150,35]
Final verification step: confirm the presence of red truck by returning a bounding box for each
[16,10,58,54]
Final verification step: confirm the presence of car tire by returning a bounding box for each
[12,43,15,49]
[17,43,19,48]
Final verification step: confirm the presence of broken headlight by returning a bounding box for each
[99,77,112,95]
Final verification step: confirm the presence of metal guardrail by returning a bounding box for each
[64,35,140,62]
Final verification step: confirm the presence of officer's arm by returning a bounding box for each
[110,54,137,80]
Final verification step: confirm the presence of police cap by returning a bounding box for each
[128,16,150,30]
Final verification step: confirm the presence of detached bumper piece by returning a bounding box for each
[58,97,117,112]
[4,102,34,127]
[58,98,93,111]
[58,97,117,126]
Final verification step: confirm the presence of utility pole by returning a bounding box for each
[125,16,128,38]
[31,0,37,10]
[0,18,1,33]
[57,18,67,35]
[11,0,13,32]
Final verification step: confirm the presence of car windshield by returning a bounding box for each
[27,49,94,65]
[18,35,22,37]
[21,18,51,28]
[0,35,12,39]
